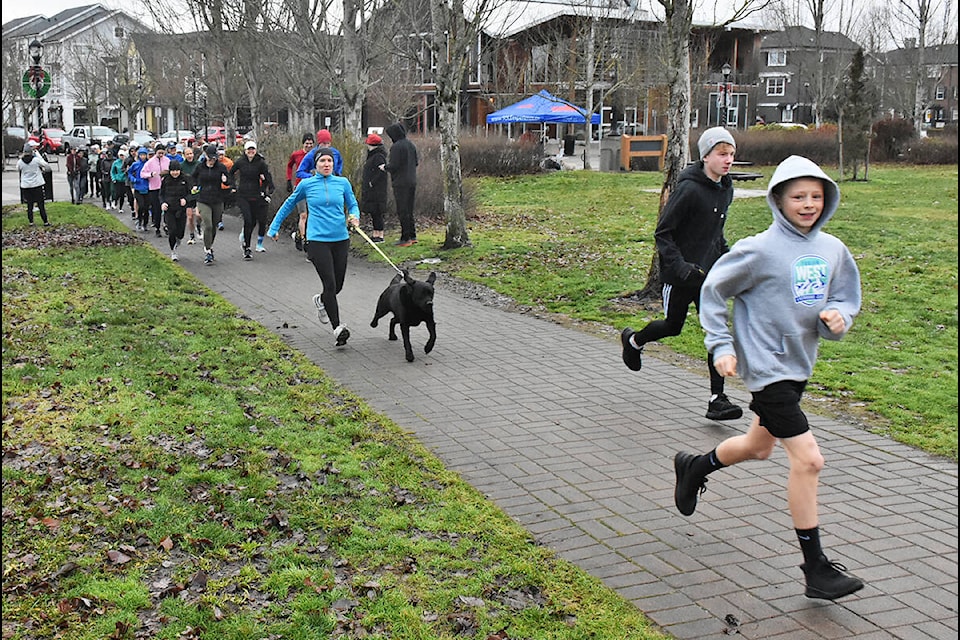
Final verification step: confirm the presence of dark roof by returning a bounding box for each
[760,25,860,52]
[2,4,151,41]
[881,43,958,65]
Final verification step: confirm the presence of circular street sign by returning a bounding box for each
[22,68,51,98]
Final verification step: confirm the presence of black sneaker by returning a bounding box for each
[621,328,643,371]
[204,251,214,265]
[674,452,707,516]
[334,324,350,346]
[801,556,864,600]
[706,393,743,421]
[243,248,253,261]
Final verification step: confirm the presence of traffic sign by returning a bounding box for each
[22,67,51,99]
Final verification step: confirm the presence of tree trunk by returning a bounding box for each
[632,0,692,303]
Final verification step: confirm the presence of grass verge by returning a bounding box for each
[2,206,670,639]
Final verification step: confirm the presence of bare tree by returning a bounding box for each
[630,0,767,303]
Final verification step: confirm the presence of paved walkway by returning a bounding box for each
[3,166,957,639]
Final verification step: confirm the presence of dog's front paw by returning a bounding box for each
[405,352,415,363]
[370,319,378,328]
[388,334,398,341]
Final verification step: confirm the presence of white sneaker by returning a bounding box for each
[171,251,178,261]
[312,294,329,324]
[255,243,266,252]
[334,324,350,346]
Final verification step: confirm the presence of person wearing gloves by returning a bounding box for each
[673,155,863,601]
[230,140,275,259]
[160,160,192,261]
[17,141,51,226]
[267,147,360,347]
[620,126,742,421]
[361,133,388,242]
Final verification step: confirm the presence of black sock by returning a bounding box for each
[796,526,823,565]
[691,448,725,479]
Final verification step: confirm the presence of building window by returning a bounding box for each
[782,104,794,123]
[935,86,945,100]
[767,50,786,66]
[766,77,785,96]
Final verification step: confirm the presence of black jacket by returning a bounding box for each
[230,153,275,200]
[193,160,230,205]
[160,172,192,209]
[362,145,388,207]
[384,123,418,187]
[655,161,733,286]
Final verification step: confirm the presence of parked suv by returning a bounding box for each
[61,124,119,151]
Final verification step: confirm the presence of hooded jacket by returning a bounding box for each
[654,160,732,285]
[384,123,418,187]
[17,151,50,189]
[699,155,861,392]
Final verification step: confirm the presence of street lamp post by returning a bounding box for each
[720,62,731,127]
[28,38,45,131]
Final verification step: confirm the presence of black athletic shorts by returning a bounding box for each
[749,380,809,439]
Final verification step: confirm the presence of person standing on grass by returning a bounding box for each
[674,155,863,601]
[267,147,360,347]
[194,143,231,265]
[620,126,742,422]
[231,140,275,259]
[381,122,419,247]
[17,141,51,226]
[361,133,388,242]
[160,160,191,261]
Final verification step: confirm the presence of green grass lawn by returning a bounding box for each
[1,206,670,640]
[369,164,958,460]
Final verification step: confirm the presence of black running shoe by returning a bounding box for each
[801,555,864,600]
[674,452,707,516]
[334,325,350,346]
[621,328,643,371]
[706,393,743,421]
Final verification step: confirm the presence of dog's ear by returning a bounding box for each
[403,269,415,285]
[427,272,437,285]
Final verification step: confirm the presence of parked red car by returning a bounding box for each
[197,126,243,146]
[39,127,66,154]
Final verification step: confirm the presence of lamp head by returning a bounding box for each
[29,39,43,65]
[721,62,731,79]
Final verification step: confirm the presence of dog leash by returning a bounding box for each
[353,226,404,276]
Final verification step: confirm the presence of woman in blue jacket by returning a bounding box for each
[268,148,359,347]
[127,147,151,231]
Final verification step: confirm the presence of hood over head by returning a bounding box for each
[385,122,406,142]
[766,155,840,236]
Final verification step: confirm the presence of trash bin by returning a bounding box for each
[563,134,576,156]
[43,169,54,201]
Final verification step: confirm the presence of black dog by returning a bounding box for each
[370,270,437,362]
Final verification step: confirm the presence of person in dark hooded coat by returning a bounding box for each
[381,122,418,246]
[361,133,388,242]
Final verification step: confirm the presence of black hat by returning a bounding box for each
[169,160,181,171]
[315,147,335,163]
[205,143,219,158]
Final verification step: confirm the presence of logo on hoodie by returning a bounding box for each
[793,255,829,306]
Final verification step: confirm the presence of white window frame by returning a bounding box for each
[766,77,785,96]
[935,86,945,100]
[767,50,786,67]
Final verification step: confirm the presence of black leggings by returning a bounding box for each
[237,197,269,248]
[305,238,350,329]
[633,282,725,395]
[165,207,187,250]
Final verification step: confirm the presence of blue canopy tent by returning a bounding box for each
[486,90,600,125]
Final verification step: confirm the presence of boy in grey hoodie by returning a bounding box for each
[674,155,863,600]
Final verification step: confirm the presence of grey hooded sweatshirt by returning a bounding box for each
[699,155,861,393]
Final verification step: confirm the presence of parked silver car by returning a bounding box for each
[61,124,119,151]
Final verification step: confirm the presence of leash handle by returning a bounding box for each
[354,226,404,276]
